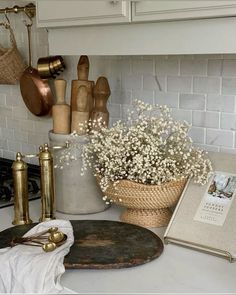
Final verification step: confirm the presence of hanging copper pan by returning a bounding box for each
[20,22,53,117]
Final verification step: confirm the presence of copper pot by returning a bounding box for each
[20,23,53,117]
[37,56,65,79]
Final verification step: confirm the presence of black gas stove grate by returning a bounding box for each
[0,158,40,208]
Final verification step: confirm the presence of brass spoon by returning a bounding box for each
[42,242,57,252]
[48,231,65,243]
[26,227,59,240]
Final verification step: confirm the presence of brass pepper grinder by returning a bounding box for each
[12,152,32,225]
[39,143,55,222]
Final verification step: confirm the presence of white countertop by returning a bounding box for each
[1,200,236,294]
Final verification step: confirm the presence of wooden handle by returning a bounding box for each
[54,79,67,104]
[71,111,90,135]
[52,104,70,134]
[94,77,111,100]
[76,85,90,112]
[77,55,89,81]
[91,77,111,130]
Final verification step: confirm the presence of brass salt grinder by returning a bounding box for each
[12,152,32,225]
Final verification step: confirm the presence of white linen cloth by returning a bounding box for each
[0,219,74,294]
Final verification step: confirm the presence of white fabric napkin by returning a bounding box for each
[0,219,74,294]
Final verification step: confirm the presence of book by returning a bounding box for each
[164,152,236,262]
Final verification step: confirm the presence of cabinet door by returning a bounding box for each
[36,1,131,27]
[132,1,236,22]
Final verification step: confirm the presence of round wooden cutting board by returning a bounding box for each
[0,220,163,269]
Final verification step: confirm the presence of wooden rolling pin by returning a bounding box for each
[52,79,70,134]
[71,85,90,135]
[91,76,110,130]
[71,56,94,114]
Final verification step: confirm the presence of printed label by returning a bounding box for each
[194,171,236,226]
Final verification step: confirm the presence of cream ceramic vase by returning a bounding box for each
[49,131,108,214]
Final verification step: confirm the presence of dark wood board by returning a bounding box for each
[0,220,163,269]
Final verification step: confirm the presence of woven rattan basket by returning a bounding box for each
[0,23,25,85]
[104,178,187,228]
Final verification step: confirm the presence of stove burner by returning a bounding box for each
[0,158,40,208]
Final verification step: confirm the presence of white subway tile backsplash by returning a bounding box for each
[8,140,21,152]
[110,90,132,105]
[132,59,154,74]
[107,76,121,91]
[222,60,236,77]
[143,75,165,91]
[0,106,12,117]
[121,104,135,120]
[206,129,234,147]
[156,58,179,75]
[0,94,6,106]
[180,59,207,76]
[192,111,220,128]
[222,78,236,95]
[0,117,6,128]
[2,150,15,160]
[107,103,121,119]
[1,128,14,140]
[12,106,29,119]
[14,130,28,143]
[171,109,192,124]
[20,120,36,132]
[179,93,205,110]
[155,92,179,108]
[121,74,142,90]
[206,94,235,113]
[207,59,222,76]
[28,133,48,146]
[193,77,220,94]
[195,143,220,152]
[188,127,205,144]
[21,143,36,155]
[167,76,192,92]
[220,113,236,130]
[132,90,154,105]
[0,139,8,150]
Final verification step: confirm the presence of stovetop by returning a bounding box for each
[0,158,40,209]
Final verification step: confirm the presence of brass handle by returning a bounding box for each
[51,141,71,150]
[22,154,38,159]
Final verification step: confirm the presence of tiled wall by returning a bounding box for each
[1,1,236,163]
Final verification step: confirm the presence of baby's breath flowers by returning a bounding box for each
[81,100,212,194]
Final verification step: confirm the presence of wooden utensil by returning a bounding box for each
[52,79,70,134]
[71,55,94,114]
[91,76,110,130]
[20,22,53,117]
[71,85,90,135]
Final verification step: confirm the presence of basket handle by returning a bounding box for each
[0,23,17,48]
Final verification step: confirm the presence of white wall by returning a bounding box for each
[1,1,236,164]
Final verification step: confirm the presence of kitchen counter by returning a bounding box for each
[1,200,236,294]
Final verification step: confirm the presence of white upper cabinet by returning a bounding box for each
[36,0,236,28]
[38,1,236,55]
[36,1,131,27]
[132,1,236,22]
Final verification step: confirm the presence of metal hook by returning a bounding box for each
[23,6,33,27]
[4,9,10,25]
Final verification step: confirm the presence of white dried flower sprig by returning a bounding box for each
[81,100,212,194]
